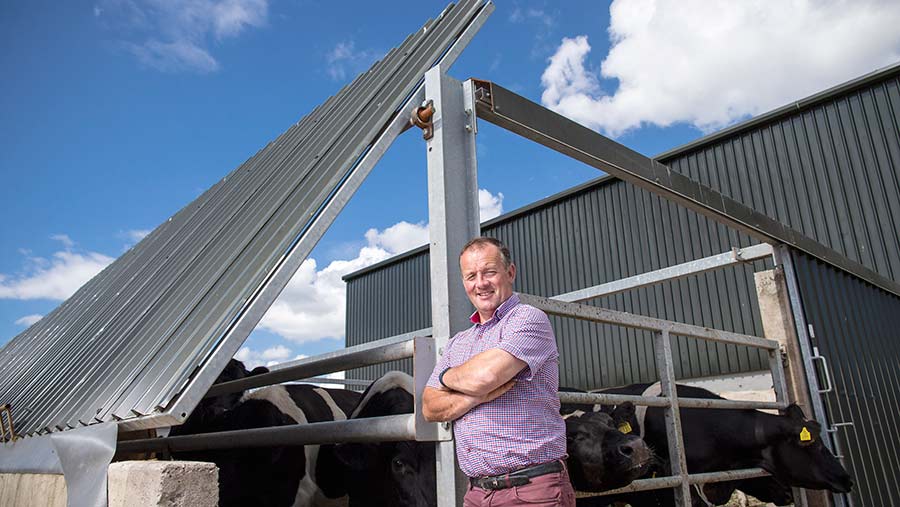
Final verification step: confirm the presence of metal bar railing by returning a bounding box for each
[118,414,415,453]
[556,244,773,303]
[521,288,788,505]
[520,294,779,351]
[559,391,783,411]
[206,328,428,397]
[579,468,770,497]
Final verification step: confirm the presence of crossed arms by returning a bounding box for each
[421,348,525,422]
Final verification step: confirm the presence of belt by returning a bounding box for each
[469,460,564,491]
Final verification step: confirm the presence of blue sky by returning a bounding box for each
[2,0,899,369]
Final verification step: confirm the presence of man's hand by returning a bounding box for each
[422,379,515,422]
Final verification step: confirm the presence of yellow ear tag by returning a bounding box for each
[618,422,632,434]
[800,427,812,442]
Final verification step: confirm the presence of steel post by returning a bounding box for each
[655,330,692,505]
[425,68,481,507]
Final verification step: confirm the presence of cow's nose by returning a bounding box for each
[618,441,636,458]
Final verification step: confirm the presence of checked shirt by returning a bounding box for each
[427,293,566,478]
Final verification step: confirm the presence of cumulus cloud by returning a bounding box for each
[0,249,114,301]
[479,189,504,221]
[325,40,381,81]
[97,0,268,73]
[234,344,295,369]
[15,314,43,327]
[541,0,900,137]
[258,188,505,343]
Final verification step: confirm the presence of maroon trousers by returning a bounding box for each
[463,465,576,507]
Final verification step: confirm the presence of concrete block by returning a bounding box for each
[108,460,218,507]
[0,473,67,507]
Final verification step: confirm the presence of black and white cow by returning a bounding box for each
[170,359,361,507]
[329,371,436,507]
[598,382,852,506]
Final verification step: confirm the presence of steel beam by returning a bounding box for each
[471,80,900,299]
[555,243,773,302]
[656,330,692,504]
[424,67,481,507]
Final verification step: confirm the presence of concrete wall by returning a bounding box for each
[0,461,218,507]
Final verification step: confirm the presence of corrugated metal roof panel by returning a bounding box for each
[0,0,491,437]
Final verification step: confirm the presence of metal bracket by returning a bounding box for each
[0,404,17,442]
[411,99,435,140]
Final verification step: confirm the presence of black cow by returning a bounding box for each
[170,359,361,507]
[329,371,436,507]
[565,407,656,494]
[600,382,852,506]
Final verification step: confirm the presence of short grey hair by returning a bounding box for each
[459,237,512,268]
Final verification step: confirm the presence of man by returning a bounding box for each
[422,237,575,507]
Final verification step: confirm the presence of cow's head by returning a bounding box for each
[177,359,269,433]
[565,403,655,491]
[332,372,436,507]
[762,404,853,493]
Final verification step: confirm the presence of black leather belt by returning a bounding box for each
[469,460,564,491]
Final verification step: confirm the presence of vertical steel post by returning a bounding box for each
[773,245,844,507]
[655,329,692,505]
[424,67,481,507]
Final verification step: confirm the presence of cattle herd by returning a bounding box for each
[165,360,853,506]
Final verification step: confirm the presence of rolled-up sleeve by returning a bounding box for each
[495,306,557,381]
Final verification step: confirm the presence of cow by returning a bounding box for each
[328,371,436,507]
[593,382,852,506]
[561,399,656,493]
[170,359,362,507]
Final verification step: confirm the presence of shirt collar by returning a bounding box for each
[469,293,520,325]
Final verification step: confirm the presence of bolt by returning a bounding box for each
[465,125,472,132]
[442,422,451,430]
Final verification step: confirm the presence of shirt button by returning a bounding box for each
[467,447,471,452]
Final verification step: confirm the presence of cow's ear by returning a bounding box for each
[612,402,636,421]
[783,404,807,421]
[249,366,269,376]
[333,442,380,472]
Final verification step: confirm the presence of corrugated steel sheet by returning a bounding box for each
[792,250,900,507]
[0,0,490,437]
[346,176,771,388]
[659,63,900,285]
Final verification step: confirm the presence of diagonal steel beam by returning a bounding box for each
[471,80,900,298]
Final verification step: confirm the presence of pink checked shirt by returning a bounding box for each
[427,293,566,478]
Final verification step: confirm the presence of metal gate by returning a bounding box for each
[785,250,900,507]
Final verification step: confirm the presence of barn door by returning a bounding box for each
[785,249,900,507]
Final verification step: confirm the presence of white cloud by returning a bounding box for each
[98,0,268,73]
[479,189,504,221]
[0,249,114,301]
[364,221,429,254]
[325,40,380,81]
[234,344,295,370]
[541,0,900,137]
[15,314,43,327]
[50,234,74,249]
[257,188,505,344]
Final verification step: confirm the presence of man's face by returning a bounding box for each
[459,244,516,323]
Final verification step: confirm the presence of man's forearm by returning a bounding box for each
[441,348,526,396]
[422,387,479,422]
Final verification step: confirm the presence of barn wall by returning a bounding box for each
[659,65,900,285]
[792,250,900,507]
